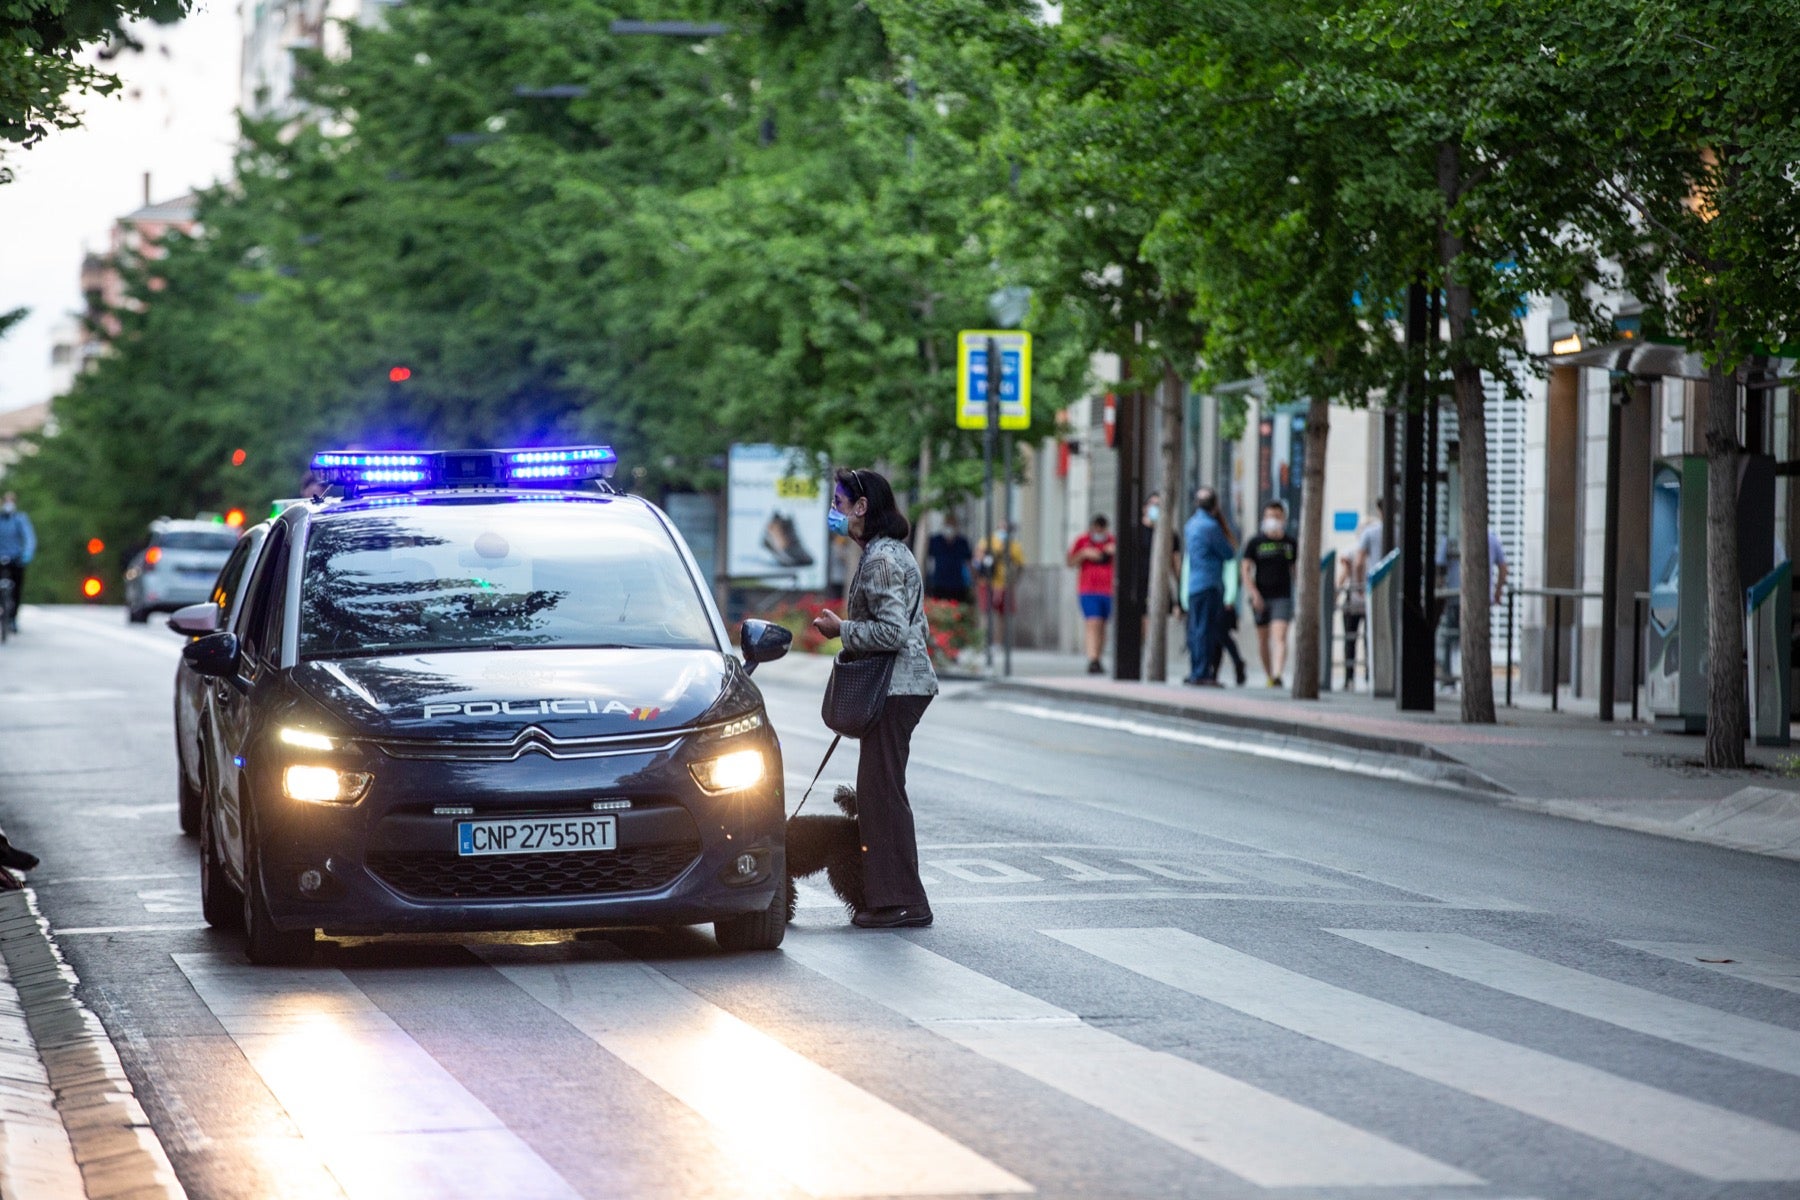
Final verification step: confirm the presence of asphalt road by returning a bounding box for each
[2,604,1798,1200]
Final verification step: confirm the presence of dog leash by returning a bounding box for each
[791,734,842,817]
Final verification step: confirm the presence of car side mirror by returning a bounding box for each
[182,631,240,679]
[167,602,221,637]
[739,619,792,675]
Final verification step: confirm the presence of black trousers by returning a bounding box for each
[856,693,933,909]
[1342,610,1364,685]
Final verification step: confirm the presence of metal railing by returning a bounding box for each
[1503,587,1604,712]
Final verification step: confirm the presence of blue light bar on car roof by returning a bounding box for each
[310,446,617,495]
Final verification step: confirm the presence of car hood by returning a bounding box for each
[292,648,751,741]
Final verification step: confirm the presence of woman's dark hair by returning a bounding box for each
[836,467,910,543]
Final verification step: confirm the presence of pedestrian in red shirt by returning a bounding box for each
[1068,514,1116,674]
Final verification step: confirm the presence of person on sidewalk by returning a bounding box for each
[976,522,1025,648]
[1338,501,1384,689]
[1182,487,1236,686]
[811,467,938,930]
[925,513,974,605]
[1068,514,1116,674]
[1213,557,1250,686]
[0,492,36,635]
[1435,528,1508,687]
[1242,501,1298,687]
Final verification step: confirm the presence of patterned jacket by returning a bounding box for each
[839,536,939,697]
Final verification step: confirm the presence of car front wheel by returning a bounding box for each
[199,785,241,929]
[241,807,315,966]
[714,874,788,952]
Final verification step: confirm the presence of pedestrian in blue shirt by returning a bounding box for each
[1182,487,1236,686]
[0,492,36,635]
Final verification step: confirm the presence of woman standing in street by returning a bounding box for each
[811,468,939,929]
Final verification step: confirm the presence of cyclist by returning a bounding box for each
[0,492,36,635]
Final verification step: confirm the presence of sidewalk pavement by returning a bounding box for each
[950,646,1800,863]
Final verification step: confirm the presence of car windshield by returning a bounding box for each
[297,501,717,659]
[157,530,240,552]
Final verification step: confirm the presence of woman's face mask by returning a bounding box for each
[827,508,851,536]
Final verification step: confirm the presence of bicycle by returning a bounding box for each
[0,557,14,644]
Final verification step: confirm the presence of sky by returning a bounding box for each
[0,1,242,414]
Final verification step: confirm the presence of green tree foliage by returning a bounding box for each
[14,0,1088,599]
[1,0,190,181]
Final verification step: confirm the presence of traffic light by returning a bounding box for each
[231,448,247,467]
[224,508,246,529]
[81,577,103,600]
[86,537,104,555]
[388,365,413,383]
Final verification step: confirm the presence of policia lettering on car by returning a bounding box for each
[421,699,662,719]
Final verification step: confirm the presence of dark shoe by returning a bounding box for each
[1087,659,1104,675]
[1195,678,1224,688]
[852,905,934,929]
[1234,663,1248,686]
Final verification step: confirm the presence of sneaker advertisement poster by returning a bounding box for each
[727,444,830,590]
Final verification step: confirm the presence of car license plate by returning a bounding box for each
[456,816,616,857]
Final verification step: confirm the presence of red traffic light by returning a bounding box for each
[81,577,103,599]
[231,448,247,467]
[224,509,246,529]
[388,366,413,383]
[86,537,105,555]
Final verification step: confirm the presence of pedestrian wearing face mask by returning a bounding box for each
[1242,501,1298,687]
[812,468,938,929]
[0,492,36,635]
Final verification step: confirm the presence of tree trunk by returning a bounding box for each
[1291,392,1330,699]
[1437,140,1497,724]
[1704,349,1747,766]
[1145,360,1184,681]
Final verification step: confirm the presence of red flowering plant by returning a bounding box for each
[923,597,984,669]
[753,594,841,655]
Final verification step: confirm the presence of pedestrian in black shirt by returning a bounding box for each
[924,514,974,604]
[1242,501,1298,687]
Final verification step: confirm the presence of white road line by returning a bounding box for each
[1335,930,1800,1078]
[0,689,126,703]
[36,872,185,886]
[984,699,1414,781]
[58,923,207,935]
[1051,928,1800,1182]
[173,951,579,1200]
[1617,941,1800,997]
[21,606,183,657]
[783,928,1478,1189]
[485,950,1032,1198]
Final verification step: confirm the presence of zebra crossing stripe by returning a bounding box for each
[173,952,580,1200]
[782,927,1480,1189]
[1050,928,1800,1182]
[1617,941,1800,997]
[483,951,1032,1197]
[1334,930,1800,1078]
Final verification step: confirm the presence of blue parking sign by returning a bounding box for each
[957,330,1032,430]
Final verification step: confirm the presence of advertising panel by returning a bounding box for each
[727,444,829,590]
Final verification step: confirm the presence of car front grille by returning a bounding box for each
[368,840,701,900]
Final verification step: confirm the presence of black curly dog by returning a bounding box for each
[783,786,865,919]
[0,831,38,891]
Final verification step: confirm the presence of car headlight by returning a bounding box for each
[283,764,372,804]
[279,727,336,751]
[690,748,766,794]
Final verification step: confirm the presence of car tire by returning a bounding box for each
[178,757,201,838]
[199,786,242,929]
[714,873,788,952]
[241,812,315,966]
[127,606,148,625]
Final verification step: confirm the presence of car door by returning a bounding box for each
[208,522,290,880]
[177,527,265,793]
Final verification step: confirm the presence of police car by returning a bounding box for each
[177,447,792,964]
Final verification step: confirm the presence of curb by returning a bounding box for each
[983,679,1512,797]
[0,889,185,1200]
